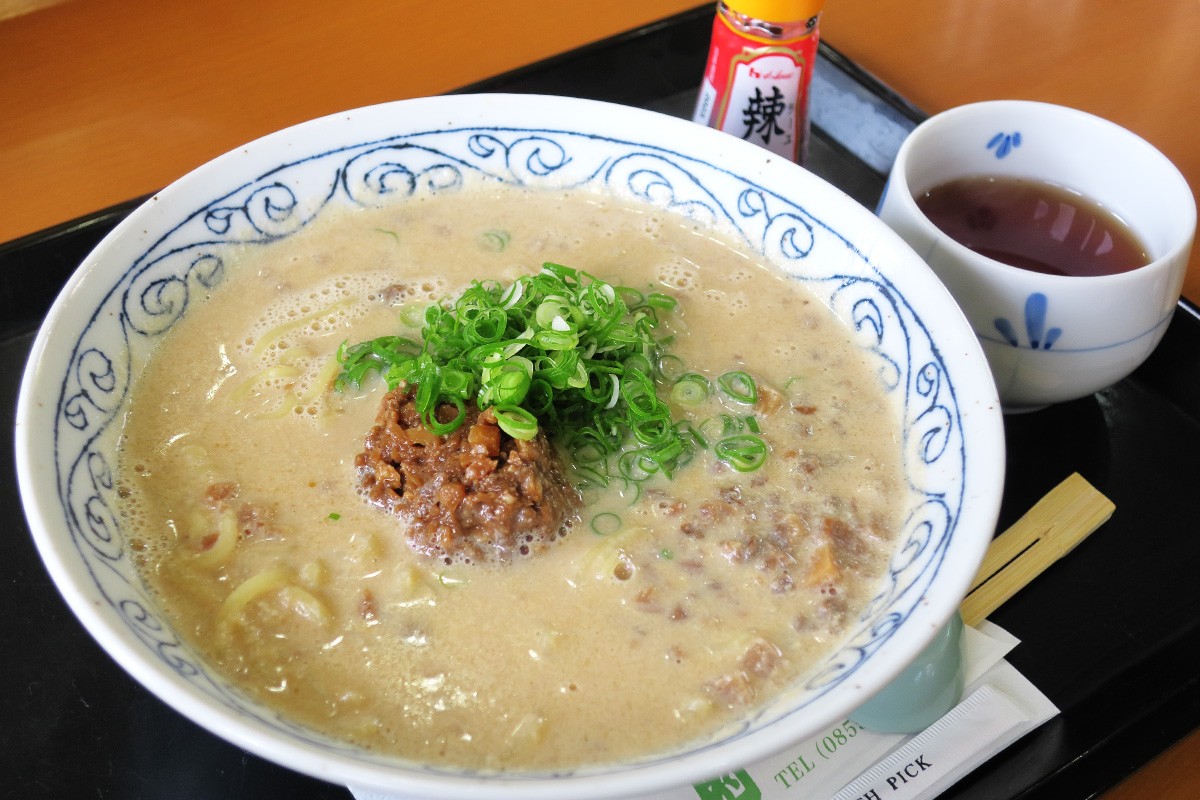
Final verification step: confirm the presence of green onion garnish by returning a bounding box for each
[718,370,758,404]
[590,512,622,536]
[398,305,425,328]
[334,263,772,478]
[481,229,511,252]
[491,405,538,440]
[714,434,769,472]
[670,373,711,406]
[335,265,695,479]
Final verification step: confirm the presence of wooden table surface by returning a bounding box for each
[3,0,1198,797]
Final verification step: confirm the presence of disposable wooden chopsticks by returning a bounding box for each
[959,472,1115,627]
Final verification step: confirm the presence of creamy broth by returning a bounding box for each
[118,182,903,771]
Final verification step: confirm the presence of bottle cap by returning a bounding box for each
[724,0,824,23]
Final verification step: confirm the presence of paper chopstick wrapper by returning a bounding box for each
[831,666,1049,800]
[349,621,1057,800]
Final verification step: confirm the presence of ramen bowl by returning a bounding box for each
[15,94,1004,799]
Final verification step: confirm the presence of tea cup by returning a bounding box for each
[877,100,1195,412]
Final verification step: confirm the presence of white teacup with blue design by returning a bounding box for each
[877,100,1195,412]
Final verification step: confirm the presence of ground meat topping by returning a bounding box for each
[616,470,894,639]
[355,383,580,564]
[704,638,784,707]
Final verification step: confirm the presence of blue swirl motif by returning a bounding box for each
[62,348,119,432]
[468,133,573,185]
[123,251,227,338]
[912,361,954,464]
[58,336,137,593]
[118,599,200,678]
[341,145,466,205]
[987,130,1022,159]
[736,189,815,261]
[843,288,902,393]
[50,125,967,760]
[602,152,722,227]
[205,182,301,239]
[994,292,1062,349]
[63,450,123,567]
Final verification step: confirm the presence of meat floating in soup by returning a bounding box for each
[117,181,904,771]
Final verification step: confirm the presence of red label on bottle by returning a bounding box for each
[692,14,819,163]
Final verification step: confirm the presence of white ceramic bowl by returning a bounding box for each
[15,94,1004,799]
[877,100,1195,412]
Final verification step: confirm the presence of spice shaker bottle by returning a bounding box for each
[692,0,825,165]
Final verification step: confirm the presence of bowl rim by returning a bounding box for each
[15,92,1005,799]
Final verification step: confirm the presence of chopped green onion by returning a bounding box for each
[326,512,341,521]
[644,292,678,311]
[718,370,758,404]
[533,328,579,351]
[678,420,709,450]
[399,305,425,328]
[622,353,653,377]
[617,448,658,483]
[492,405,538,440]
[714,434,769,472]
[333,336,421,392]
[574,465,611,489]
[590,512,622,536]
[696,416,724,446]
[333,264,772,483]
[658,353,686,381]
[671,373,711,406]
[423,396,467,436]
[481,229,511,252]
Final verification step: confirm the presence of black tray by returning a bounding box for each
[4,7,1199,799]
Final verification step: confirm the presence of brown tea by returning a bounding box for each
[915,175,1151,277]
